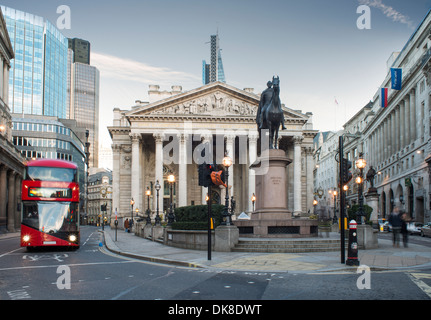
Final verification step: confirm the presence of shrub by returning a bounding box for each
[347,204,373,223]
[171,204,225,230]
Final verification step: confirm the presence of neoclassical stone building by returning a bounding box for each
[0,7,25,232]
[108,82,317,225]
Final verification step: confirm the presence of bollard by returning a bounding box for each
[346,220,360,266]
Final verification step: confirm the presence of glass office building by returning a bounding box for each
[202,34,226,85]
[69,62,100,168]
[1,6,68,118]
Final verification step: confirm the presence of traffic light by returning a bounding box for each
[342,158,353,185]
[198,163,215,187]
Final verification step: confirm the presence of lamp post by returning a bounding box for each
[167,174,175,226]
[155,180,161,226]
[146,187,152,225]
[251,193,256,213]
[130,198,134,232]
[222,154,233,225]
[333,190,338,223]
[355,154,367,225]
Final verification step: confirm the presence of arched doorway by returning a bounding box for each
[408,184,414,219]
[211,189,221,205]
[389,189,394,213]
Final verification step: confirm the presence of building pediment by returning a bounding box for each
[126,82,309,123]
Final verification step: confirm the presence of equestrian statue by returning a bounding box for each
[256,76,286,149]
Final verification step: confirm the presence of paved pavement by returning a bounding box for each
[100,227,431,273]
[3,227,431,273]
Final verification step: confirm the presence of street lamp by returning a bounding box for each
[155,180,161,226]
[222,154,233,225]
[251,193,256,213]
[130,198,134,232]
[355,153,367,224]
[333,190,338,223]
[146,187,152,225]
[167,173,175,226]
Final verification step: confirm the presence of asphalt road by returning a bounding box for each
[1,226,430,307]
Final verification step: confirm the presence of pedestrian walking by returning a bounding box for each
[401,211,410,248]
[124,218,129,233]
[388,206,402,247]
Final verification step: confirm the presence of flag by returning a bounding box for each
[391,68,402,90]
[381,88,388,108]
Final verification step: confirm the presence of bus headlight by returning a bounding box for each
[23,235,30,242]
[69,235,77,242]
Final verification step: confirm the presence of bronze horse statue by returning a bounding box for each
[257,76,285,149]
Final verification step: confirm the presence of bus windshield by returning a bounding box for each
[26,167,77,183]
[22,202,79,233]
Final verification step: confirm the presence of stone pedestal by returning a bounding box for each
[152,225,164,241]
[252,149,292,219]
[235,149,318,238]
[365,190,379,225]
[357,224,378,249]
[143,224,152,238]
[214,225,239,252]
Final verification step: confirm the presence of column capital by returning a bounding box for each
[130,133,142,143]
[248,132,259,143]
[293,135,304,145]
[177,133,189,143]
[224,134,236,142]
[153,132,165,143]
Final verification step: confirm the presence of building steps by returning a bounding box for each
[232,238,348,253]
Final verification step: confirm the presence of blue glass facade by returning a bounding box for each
[2,6,68,118]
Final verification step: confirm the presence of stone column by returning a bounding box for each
[404,96,410,146]
[0,58,3,100]
[410,89,416,142]
[178,133,188,207]
[7,171,16,232]
[248,132,258,212]
[154,133,165,214]
[200,134,212,204]
[293,135,303,215]
[0,165,7,229]
[400,101,405,148]
[14,174,22,230]
[395,105,400,153]
[305,146,314,213]
[3,62,9,103]
[130,133,142,212]
[111,144,121,223]
[225,134,235,200]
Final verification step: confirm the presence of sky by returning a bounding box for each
[2,0,431,168]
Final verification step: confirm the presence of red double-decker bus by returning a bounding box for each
[20,159,80,250]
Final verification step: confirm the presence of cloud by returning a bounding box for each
[358,0,415,29]
[91,52,201,87]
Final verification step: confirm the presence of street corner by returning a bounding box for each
[209,253,327,272]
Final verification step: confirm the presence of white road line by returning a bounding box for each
[407,273,431,299]
[0,248,22,258]
[0,260,136,272]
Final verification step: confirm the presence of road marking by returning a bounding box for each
[407,273,431,299]
[7,288,31,300]
[0,260,136,271]
[0,248,22,258]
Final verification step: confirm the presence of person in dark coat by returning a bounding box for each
[388,207,402,247]
[400,211,410,248]
[124,218,129,233]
